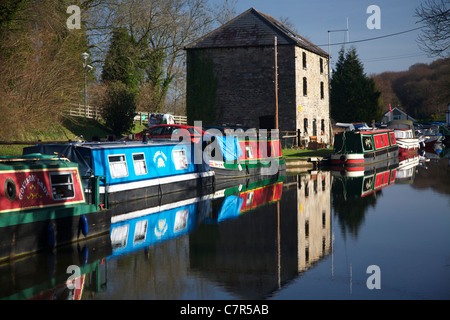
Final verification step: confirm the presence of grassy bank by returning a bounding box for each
[0,117,147,157]
[282,147,333,159]
[1,118,333,159]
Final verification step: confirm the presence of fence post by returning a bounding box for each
[297,129,301,148]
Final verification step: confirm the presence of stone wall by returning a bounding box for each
[295,47,330,144]
[186,44,330,144]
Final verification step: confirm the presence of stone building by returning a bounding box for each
[185,8,331,144]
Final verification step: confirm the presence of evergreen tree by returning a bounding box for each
[101,27,144,94]
[101,81,137,136]
[330,47,384,123]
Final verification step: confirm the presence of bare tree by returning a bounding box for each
[415,0,450,57]
[82,0,236,113]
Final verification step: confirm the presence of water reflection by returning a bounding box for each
[189,172,332,299]
[1,148,449,300]
[331,160,398,238]
[0,235,111,300]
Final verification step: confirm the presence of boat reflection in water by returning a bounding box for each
[109,174,286,257]
[0,235,111,300]
[1,168,338,299]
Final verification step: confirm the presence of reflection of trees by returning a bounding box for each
[331,178,382,239]
[412,158,450,195]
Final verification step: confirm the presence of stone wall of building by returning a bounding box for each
[295,47,331,145]
[187,45,297,131]
[186,44,330,145]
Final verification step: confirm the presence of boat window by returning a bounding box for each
[108,154,128,178]
[245,145,253,158]
[50,172,75,200]
[389,132,396,145]
[4,178,17,201]
[374,134,389,148]
[362,136,373,151]
[111,225,128,249]
[134,220,147,244]
[132,153,147,175]
[362,176,374,193]
[173,149,188,170]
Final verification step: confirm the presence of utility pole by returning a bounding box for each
[274,36,279,130]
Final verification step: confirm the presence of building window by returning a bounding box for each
[320,81,324,99]
[304,118,308,134]
[320,58,323,74]
[303,77,307,96]
[321,119,325,134]
[302,52,307,69]
[313,118,317,136]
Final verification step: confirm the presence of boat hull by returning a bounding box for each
[331,145,399,171]
[0,154,111,262]
[209,158,286,179]
[0,206,111,262]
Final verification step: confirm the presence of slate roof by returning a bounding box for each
[185,8,329,58]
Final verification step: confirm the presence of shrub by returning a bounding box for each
[101,81,137,136]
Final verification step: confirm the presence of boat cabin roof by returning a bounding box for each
[76,140,184,150]
[0,153,74,170]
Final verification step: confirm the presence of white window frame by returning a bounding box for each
[172,149,188,170]
[50,172,75,200]
[108,154,129,178]
[132,153,148,175]
[134,220,148,244]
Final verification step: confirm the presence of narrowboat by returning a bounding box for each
[0,154,111,262]
[387,120,420,157]
[203,128,286,179]
[23,140,214,206]
[331,128,399,171]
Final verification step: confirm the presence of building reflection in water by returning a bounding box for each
[189,171,332,299]
[295,171,332,272]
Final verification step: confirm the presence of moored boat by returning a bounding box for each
[331,128,399,171]
[0,154,111,262]
[23,140,214,206]
[387,120,420,157]
[203,128,286,179]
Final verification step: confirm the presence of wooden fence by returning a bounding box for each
[69,104,101,119]
[68,104,187,125]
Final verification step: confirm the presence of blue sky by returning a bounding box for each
[225,0,436,75]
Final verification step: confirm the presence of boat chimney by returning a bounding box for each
[371,120,375,130]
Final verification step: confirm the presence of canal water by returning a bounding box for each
[1,153,449,300]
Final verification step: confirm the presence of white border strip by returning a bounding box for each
[111,194,214,223]
[86,171,214,194]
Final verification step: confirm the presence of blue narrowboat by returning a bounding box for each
[23,140,214,206]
